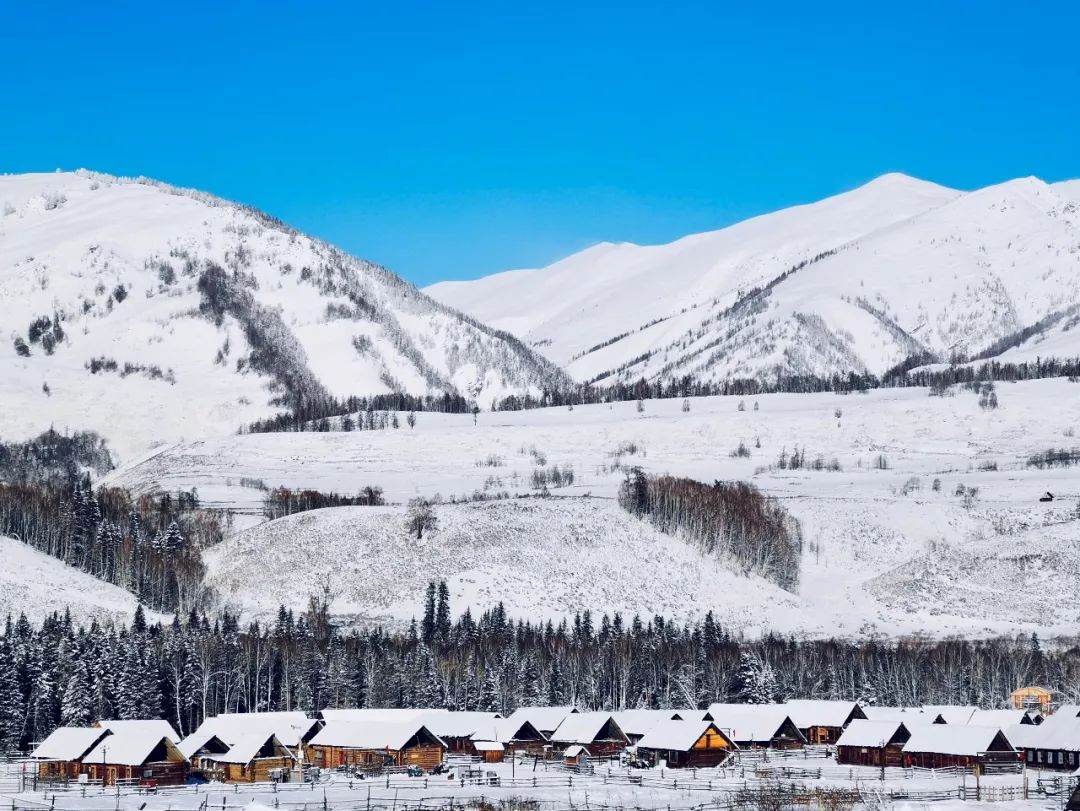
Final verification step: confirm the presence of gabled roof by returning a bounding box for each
[1013,716,1080,752]
[968,709,1035,728]
[83,729,184,767]
[98,719,180,741]
[636,720,734,753]
[309,721,444,751]
[421,711,501,738]
[472,740,504,752]
[835,720,910,748]
[213,733,294,764]
[550,712,628,745]
[1005,723,1043,750]
[902,725,1014,757]
[319,708,446,724]
[922,705,978,725]
[563,744,589,758]
[505,706,578,734]
[190,712,319,748]
[31,727,111,761]
[705,704,805,744]
[612,709,685,738]
[783,700,866,728]
[178,730,231,759]
[861,706,943,724]
[470,718,546,745]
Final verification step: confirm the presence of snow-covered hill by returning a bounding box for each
[0,171,568,460]
[0,535,159,625]
[426,174,1080,384]
[109,378,1080,638]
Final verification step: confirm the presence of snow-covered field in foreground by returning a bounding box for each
[1,757,1064,811]
[0,536,161,625]
[106,379,1080,639]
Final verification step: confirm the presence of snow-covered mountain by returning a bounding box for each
[0,171,568,459]
[427,174,1080,384]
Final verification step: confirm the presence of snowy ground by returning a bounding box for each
[101,379,1080,638]
[0,756,1070,811]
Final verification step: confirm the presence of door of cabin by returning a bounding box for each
[106,768,117,786]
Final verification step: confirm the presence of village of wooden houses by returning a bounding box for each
[10,686,1080,811]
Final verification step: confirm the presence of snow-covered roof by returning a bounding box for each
[98,719,179,742]
[922,705,977,725]
[473,741,504,752]
[612,709,684,738]
[563,745,588,758]
[1005,723,1043,750]
[705,704,804,744]
[470,718,546,745]
[550,712,627,745]
[421,711,501,738]
[968,709,1034,728]
[191,712,319,747]
[636,720,733,752]
[902,725,1013,757]
[320,708,448,724]
[835,720,909,748]
[861,706,940,723]
[213,733,293,764]
[177,729,230,760]
[783,700,864,728]
[1011,717,1080,752]
[505,706,578,734]
[309,721,444,751]
[83,728,183,767]
[31,727,111,761]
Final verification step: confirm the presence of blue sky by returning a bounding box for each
[1,2,1077,286]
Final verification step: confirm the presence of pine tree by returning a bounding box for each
[61,659,94,726]
[0,639,25,749]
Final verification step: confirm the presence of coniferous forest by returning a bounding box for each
[0,582,1074,753]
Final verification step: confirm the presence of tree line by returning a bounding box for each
[0,586,1069,753]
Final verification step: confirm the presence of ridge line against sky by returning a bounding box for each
[1,1,1078,286]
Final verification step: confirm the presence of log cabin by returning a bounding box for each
[612,710,687,745]
[421,711,502,753]
[177,730,231,776]
[783,700,867,744]
[79,728,187,786]
[213,733,297,783]
[469,718,548,756]
[1012,686,1057,716]
[308,721,446,772]
[549,712,629,758]
[901,725,1018,771]
[705,704,806,749]
[30,726,111,782]
[635,721,736,768]
[835,720,911,767]
[563,744,590,768]
[1008,714,1080,770]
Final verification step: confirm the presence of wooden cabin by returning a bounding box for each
[470,718,548,756]
[308,721,445,772]
[549,712,629,758]
[612,710,687,745]
[214,733,296,783]
[563,744,590,768]
[636,721,736,769]
[835,720,911,767]
[473,740,505,763]
[901,726,1018,771]
[80,729,187,786]
[177,730,231,772]
[1011,687,1057,716]
[188,711,321,758]
[1010,715,1080,770]
[705,705,806,749]
[31,727,111,782]
[784,701,867,744]
[421,711,501,753]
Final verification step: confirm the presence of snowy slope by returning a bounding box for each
[426,174,1080,384]
[0,535,158,625]
[0,171,568,461]
[111,378,1080,638]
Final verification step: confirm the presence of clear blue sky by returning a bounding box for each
[2,2,1077,286]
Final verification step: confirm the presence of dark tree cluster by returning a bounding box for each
[0,429,113,487]
[0,592,1067,755]
[244,392,471,433]
[262,486,385,521]
[618,470,802,591]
